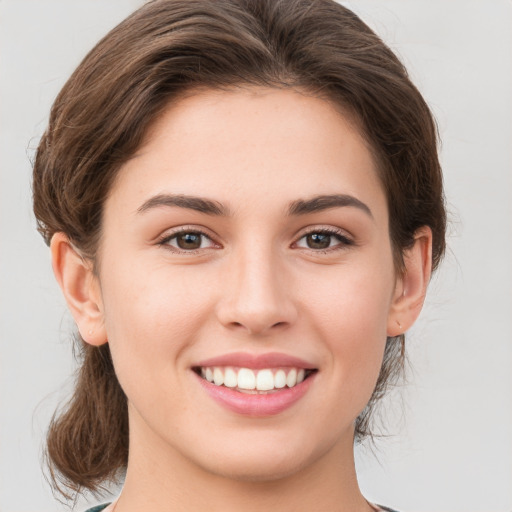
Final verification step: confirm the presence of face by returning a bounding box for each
[94,88,401,481]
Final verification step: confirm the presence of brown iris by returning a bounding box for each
[306,233,331,249]
[176,232,202,250]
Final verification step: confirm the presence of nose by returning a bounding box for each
[215,244,298,336]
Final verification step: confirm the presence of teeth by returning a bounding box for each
[199,366,311,392]
[286,368,297,388]
[224,367,238,388]
[213,367,224,386]
[237,368,256,390]
[274,369,286,389]
[256,369,274,391]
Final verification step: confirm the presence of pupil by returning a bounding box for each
[307,233,330,249]
[177,233,201,249]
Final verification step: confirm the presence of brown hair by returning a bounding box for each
[33,0,446,499]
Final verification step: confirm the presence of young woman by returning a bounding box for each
[32,1,446,511]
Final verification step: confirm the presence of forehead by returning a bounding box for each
[108,87,387,220]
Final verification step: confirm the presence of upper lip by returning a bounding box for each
[194,352,316,370]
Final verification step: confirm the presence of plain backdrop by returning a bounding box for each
[0,1,511,511]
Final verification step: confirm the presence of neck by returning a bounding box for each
[116,407,372,512]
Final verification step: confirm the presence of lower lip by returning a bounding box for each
[195,372,316,417]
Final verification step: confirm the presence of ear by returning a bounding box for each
[50,232,107,346]
[387,226,433,336]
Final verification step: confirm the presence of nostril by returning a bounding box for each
[231,320,287,331]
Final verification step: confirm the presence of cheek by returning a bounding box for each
[306,263,394,404]
[99,259,213,385]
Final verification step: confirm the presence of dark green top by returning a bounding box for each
[84,504,399,512]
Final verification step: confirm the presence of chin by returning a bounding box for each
[185,428,338,484]
[199,451,313,483]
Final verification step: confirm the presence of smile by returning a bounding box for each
[195,366,316,393]
[193,352,318,416]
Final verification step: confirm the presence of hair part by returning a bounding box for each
[33,0,446,498]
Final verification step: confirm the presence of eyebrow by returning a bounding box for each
[137,193,229,216]
[136,193,372,218]
[287,194,373,218]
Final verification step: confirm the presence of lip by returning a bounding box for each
[195,370,316,417]
[195,351,316,370]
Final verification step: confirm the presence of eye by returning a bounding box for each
[295,229,353,250]
[158,230,217,252]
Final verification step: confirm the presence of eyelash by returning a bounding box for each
[156,227,218,254]
[156,226,354,254]
[294,227,354,253]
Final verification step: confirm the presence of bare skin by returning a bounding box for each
[52,88,431,512]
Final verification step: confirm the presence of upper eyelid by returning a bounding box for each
[157,225,218,241]
[155,224,353,247]
[292,227,355,251]
[156,229,220,254]
[155,228,219,254]
[294,225,353,240]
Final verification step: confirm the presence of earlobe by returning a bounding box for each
[50,232,107,346]
[387,226,433,337]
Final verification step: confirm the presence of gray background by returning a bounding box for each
[1,1,511,511]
